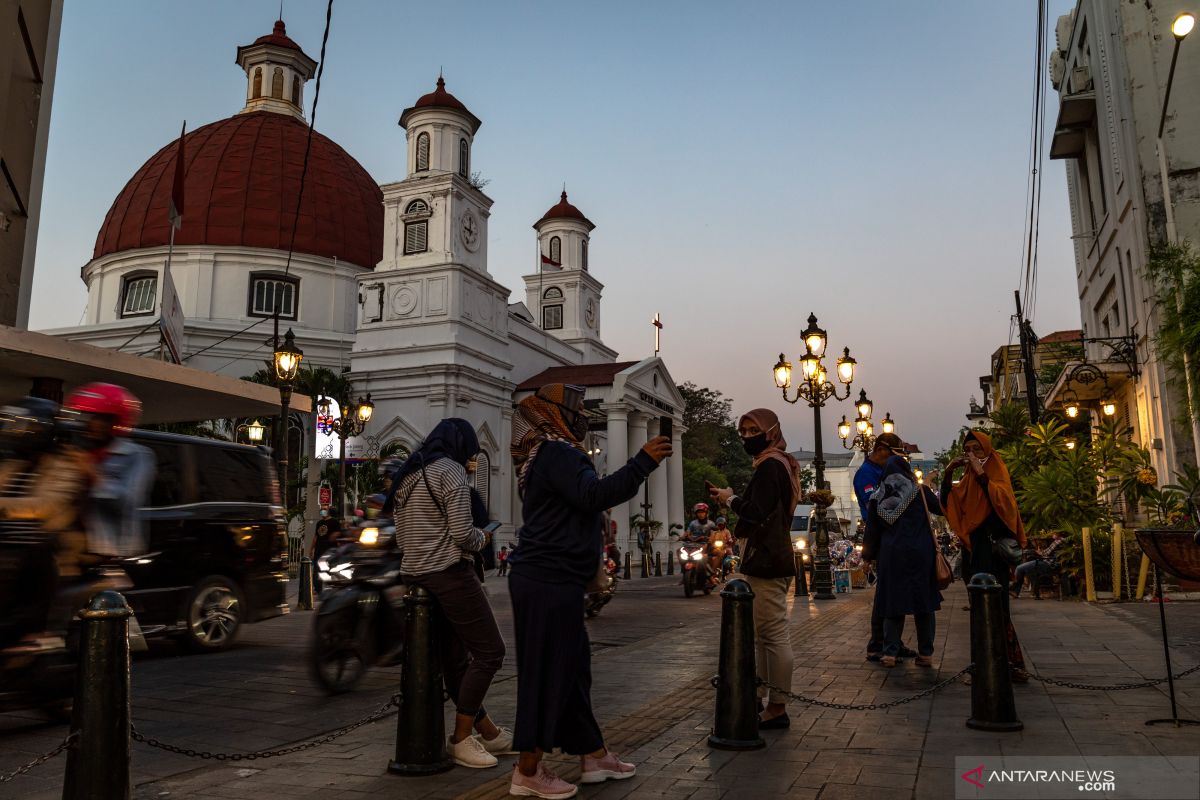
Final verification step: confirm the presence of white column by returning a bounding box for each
[648,418,670,566]
[668,427,685,539]
[627,412,648,559]
[604,406,629,556]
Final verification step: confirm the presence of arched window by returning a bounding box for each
[291,75,301,106]
[271,67,284,99]
[542,287,564,330]
[549,236,561,264]
[120,271,158,318]
[404,199,431,255]
[252,67,262,99]
[581,238,589,271]
[458,138,469,178]
[416,132,430,171]
[473,451,491,510]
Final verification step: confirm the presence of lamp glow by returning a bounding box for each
[881,413,895,435]
[1101,399,1117,417]
[1173,12,1195,39]
[799,348,821,381]
[836,348,856,384]
[773,354,793,389]
[247,419,265,443]
[1065,439,1077,450]
[273,328,303,383]
[856,415,869,434]
[801,313,827,358]
[1065,402,1080,419]
[856,389,873,420]
[837,416,852,440]
[357,394,375,424]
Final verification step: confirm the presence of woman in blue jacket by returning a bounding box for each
[507,384,671,800]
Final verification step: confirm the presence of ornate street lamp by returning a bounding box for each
[771,312,856,600]
[1101,398,1117,417]
[322,392,374,518]
[839,388,893,455]
[271,328,303,494]
[237,419,265,445]
[881,413,896,435]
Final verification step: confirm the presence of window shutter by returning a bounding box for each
[459,139,469,178]
[549,237,561,264]
[416,133,430,171]
[406,221,428,254]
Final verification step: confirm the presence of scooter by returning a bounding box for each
[309,521,405,694]
[678,542,712,598]
[585,556,619,618]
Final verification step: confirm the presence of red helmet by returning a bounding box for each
[693,502,709,513]
[65,383,142,430]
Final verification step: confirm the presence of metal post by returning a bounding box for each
[1081,527,1097,602]
[810,402,835,599]
[1111,524,1123,601]
[1146,567,1200,726]
[966,573,1022,732]
[389,586,453,775]
[337,425,347,522]
[654,551,662,577]
[794,553,808,598]
[667,547,674,575]
[623,552,632,580]
[708,579,765,750]
[63,591,132,800]
[297,556,314,611]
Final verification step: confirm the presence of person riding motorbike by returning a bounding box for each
[684,502,717,542]
[0,398,94,647]
[708,516,735,579]
[62,383,154,560]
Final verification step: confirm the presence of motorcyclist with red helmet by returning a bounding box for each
[62,383,154,559]
[683,503,717,542]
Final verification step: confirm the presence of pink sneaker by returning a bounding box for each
[580,751,636,784]
[509,763,578,799]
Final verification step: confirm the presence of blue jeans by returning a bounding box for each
[1013,560,1056,596]
[883,613,935,657]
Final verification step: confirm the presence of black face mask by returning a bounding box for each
[742,433,769,457]
[557,405,589,441]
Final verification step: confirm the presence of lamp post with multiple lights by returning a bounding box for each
[772,313,858,600]
[316,392,375,519]
[837,389,895,453]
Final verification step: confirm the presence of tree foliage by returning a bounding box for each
[678,382,753,497]
[1144,242,1200,423]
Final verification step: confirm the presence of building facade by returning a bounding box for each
[1046,0,1200,479]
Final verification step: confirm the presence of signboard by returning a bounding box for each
[159,264,185,364]
[314,398,340,459]
[318,481,332,509]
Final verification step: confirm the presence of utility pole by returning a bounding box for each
[1014,290,1040,421]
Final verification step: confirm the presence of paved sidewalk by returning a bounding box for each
[9,577,1197,800]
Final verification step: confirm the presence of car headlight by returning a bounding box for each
[359,527,379,546]
[794,539,806,551]
[693,551,706,561]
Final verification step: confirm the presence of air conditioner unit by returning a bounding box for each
[1072,65,1092,92]
[1055,13,1074,53]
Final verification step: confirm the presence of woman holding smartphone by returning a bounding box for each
[390,418,512,769]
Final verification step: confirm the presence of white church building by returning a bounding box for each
[45,19,685,558]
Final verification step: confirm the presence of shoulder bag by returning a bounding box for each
[918,488,954,590]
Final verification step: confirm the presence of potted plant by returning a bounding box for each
[1131,464,1200,584]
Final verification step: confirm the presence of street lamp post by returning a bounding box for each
[272,329,303,498]
[772,312,858,600]
[1155,11,1200,465]
[237,419,266,445]
[317,392,374,519]
[838,389,894,454]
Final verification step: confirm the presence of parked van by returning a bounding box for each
[121,430,289,652]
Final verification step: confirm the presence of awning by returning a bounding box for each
[0,325,309,423]
[1043,359,1132,408]
[1049,90,1095,160]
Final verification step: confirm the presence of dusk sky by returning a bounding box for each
[30,0,1080,457]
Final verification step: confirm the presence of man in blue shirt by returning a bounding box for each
[854,433,912,661]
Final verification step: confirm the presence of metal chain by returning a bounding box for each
[754,665,974,711]
[0,731,78,784]
[1020,662,1200,692]
[131,693,400,761]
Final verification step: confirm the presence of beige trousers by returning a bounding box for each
[743,574,795,705]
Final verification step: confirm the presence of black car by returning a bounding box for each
[121,430,289,652]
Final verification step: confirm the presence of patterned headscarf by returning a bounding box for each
[511,383,587,496]
[739,408,802,509]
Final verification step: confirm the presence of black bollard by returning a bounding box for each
[63,590,132,800]
[708,579,765,750]
[623,552,632,580]
[655,552,662,577]
[966,572,1022,732]
[794,554,808,598]
[389,587,453,775]
[640,552,649,578]
[667,548,674,575]
[297,556,314,611]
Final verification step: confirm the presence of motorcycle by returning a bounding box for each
[678,542,712,598]
[309,522,406,694]
[0,533,146,719]
[584,556,619,618]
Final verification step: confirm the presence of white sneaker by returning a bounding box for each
[449,734,498,768]
[479,726,517,755]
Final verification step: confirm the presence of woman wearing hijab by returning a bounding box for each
[941,430,1029,679]
[508,384,671,800]
[709,408,801,729]
[389,418,510,769]
[866,456,943,668]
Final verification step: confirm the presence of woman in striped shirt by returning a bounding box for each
[390,418,511,769]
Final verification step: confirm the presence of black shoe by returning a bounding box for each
[758,712,790,730]
[866,652,882,662]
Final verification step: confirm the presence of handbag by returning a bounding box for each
[919,488,954,590]
[992,536,1023,567]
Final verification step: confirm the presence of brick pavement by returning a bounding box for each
[4,577,1199,800]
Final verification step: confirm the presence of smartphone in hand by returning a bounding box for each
[660,416,673,440]
[483,520,502,533]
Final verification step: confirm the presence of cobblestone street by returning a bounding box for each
[3,576,1199,799]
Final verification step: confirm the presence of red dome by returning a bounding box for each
[399,77,481,133]
[535,191,594,231]
[252,19,303,52]
[94,112,383,269]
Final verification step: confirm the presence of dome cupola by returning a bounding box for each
[398,76,481,180]
[236,19,317,121]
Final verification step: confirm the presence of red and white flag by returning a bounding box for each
[540,253,561,270]
[168,121,186,230]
